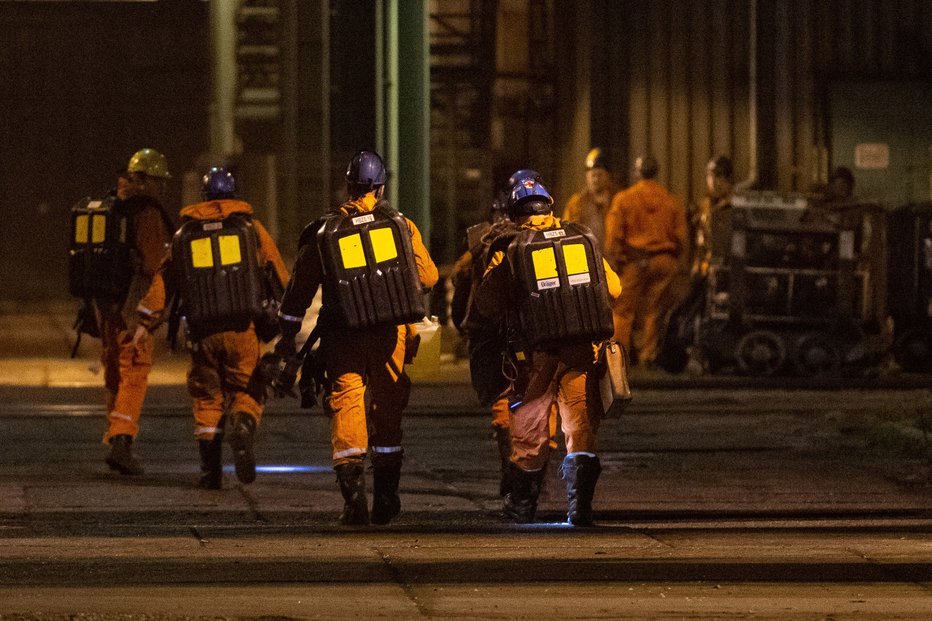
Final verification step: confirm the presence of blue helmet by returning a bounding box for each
[202,166,236,200]
[346,150,387,193]
[508,178,554,217]
[507,168,540,187]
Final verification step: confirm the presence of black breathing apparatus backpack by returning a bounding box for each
[506,221,614,348]
[316,202,426,329]
[171,213,270,339]
[68,194,135,300]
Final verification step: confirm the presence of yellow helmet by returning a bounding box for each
[585,147,609,170]
[126,148,171,179]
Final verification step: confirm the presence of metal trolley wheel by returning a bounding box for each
[793,332,842,376]
[735,330,787,376]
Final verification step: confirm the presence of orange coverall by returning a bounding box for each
[136,200,288,440]
[278,194,438,466]
[561,183,617,249]
[99,196,172,443]
[478,214,622,472]
[451,244,557,447]
[604,179,687,363]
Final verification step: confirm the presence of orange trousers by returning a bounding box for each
[100,311,154,443]
[491,396,510,429]
[187,326,263,440]
[491,395,558,450]
[321,325,411,466]
[509,349,600,472]
[613,253,679,362]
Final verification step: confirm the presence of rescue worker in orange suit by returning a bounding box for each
[693,155,735,277]
[275,150,438,525]
[450,170,541,497]
[476,179,621,526]
[605,155,688,366]
[562,148,618,248]
[133,167,289,489]
[98,148,175,475]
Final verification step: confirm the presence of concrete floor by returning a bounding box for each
[0,382,931,619]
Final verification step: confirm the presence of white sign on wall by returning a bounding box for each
[854,143,890,170]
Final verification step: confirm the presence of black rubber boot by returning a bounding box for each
[502,462,545,523]
[562,454,602,526]
[493,426,512,497]
[335,462,369,525]
[228,412,257,484]
[370,453,403,525]
[105,435,144,475]
[198,437,223,489]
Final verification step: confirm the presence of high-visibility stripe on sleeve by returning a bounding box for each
[278,312,304,323]
[107,411,133,422]
[371,445,403,454]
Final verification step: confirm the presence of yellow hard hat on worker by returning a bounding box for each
[126,148,171,179]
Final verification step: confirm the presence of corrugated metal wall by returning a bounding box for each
[581,0,932,210]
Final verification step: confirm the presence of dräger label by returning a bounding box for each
[352,214,375,226]
[543,229,566,239]
[568,273,591,285]
[203,222,223,231]
[537,277,560,290]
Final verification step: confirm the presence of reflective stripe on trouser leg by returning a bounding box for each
[333,447,367,461]
[371,446,403,454]
[195,426,223,436]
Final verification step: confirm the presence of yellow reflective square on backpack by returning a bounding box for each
[218,234,242,265]
[339,233,367,269]
[74,215,89,243]
[563,243,589,275]
[369,227,398,263]
[91,215,106,244]
[531,247,558,279]
[190,237,214,268]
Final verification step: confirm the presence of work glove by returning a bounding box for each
[268,336,301,398]
[274,335,297,359]
[248,351,284,403]
[298,349,326,409]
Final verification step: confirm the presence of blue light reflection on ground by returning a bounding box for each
[221,465,332,474]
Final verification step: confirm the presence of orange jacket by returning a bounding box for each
[604,179,688,267]
[130,197,173,278]
[137,199,288,326]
